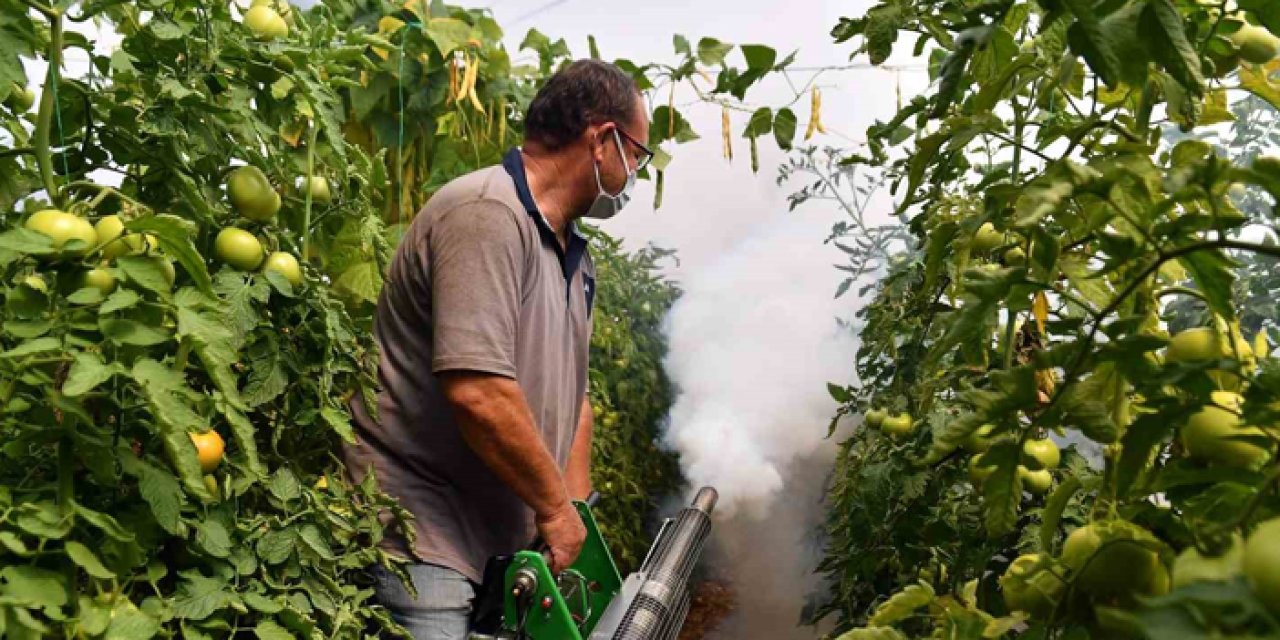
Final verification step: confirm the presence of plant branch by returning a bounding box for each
[32,5,65,208]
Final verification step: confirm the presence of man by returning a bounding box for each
[343,59,654,639]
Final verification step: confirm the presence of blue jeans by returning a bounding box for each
[373,563,476,639]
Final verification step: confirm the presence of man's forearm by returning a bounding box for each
[565,397,593,500]
[441,372,571,520]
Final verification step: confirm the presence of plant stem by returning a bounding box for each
[33,4,65,208]
[174,337,191,373]
[304,125,318,258]
[0,147,36,159]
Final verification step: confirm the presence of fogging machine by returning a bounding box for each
[468,487,719,640]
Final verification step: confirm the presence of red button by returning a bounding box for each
[541,596,553,610]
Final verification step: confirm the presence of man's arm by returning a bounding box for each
[439,371,586,573]
[565,396,593,500]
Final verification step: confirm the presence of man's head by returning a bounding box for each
[523,59,651,220]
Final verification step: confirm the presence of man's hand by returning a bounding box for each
[536,502,587,573]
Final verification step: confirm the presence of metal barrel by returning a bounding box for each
[611,487,718,640]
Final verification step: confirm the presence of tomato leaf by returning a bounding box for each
[66,287,105,306]
[242,592,283,614]
[267,468,301,503]
[867,581,934,626]
[99,289,141,314]
[1139,0,1203,97]
[0,228,55,255]
[63,352,124,397]
[64,540,117,579]
[253,619,294,640]
[243,336,287,408]
[126,214,214,297]
[0,565,70,613]
[1063,0,1123,87]
[980,442,1021,538]
[193,520,233,559]
[72,502,136,542]
[120,455,184,536]
[116,255,173,300]
[298,524,336,561]
[220,403,266,477]
[256,528,295,565]
[1238,0,1280,34]
[103,602,160,640]
[171,570,235,620]
[132,359,214,501]
[321,404,356,443]
[176,294,245,410]
[0,336,61,359]
[1116,399,1180,495]
[100,318,173,346]
[1178,248,1238,322]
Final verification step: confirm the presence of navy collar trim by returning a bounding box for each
[501,147,589,285]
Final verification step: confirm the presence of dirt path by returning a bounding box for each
[678,581,736,640]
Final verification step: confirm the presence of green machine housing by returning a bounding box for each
[468,487,718,640]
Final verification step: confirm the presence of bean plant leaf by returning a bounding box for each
[696,37,734,66]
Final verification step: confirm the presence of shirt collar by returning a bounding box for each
[502,147,589,284]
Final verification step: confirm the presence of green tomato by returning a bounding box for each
[1229,23,1280,65]
[962,424,996,453]
[1244,517,1280,613]
[262,251,303,286]
[1018,466,1053,495]
[243,5,288,40]
[1021,438,1061,470]
[864,409,887,429]
[1003,246,1026,266]
[1061,521,1164,597]
[1000,554,1066,619]
[971,222,1003,253]
[303,176,331,204]
[227,166,281,221]
[881,412,915,437]
[95,215,158,259]
[25,209,98,258]
[1165,326,1256,390]
[1173,534,1244,589]
[81,268,116,295]
[1181,391,1272,470]
[968,454,997,487]
[5,84,35,112]
[215,228,264,271]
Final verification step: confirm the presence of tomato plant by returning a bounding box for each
[0,0,807,633]
[813,1,1280,638]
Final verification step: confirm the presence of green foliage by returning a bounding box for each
[815,1,1280,638]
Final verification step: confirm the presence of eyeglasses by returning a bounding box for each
[613,126,654,173]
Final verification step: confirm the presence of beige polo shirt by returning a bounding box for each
[344,148,595,582]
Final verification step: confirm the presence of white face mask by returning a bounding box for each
[585,129,637,220]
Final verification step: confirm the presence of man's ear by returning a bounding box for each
[586,123,613,163]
